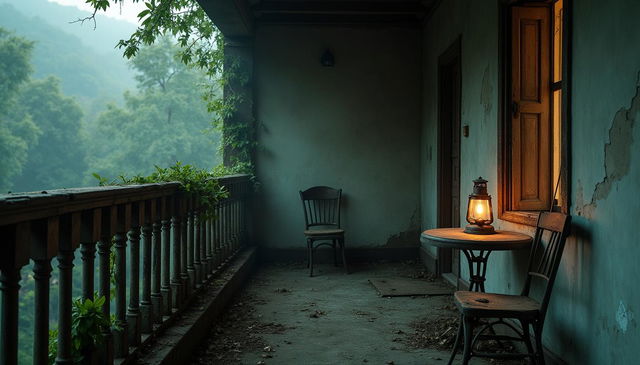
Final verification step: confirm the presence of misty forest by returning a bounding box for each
[0,0,225,362]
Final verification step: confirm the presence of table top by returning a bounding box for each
[420,228,532,250]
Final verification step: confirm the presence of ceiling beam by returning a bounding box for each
[253,1,427,25]
[197,0,253,38]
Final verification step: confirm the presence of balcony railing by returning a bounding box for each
[0,175,251,365]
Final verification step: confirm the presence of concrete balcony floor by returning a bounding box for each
[189,260,526,365]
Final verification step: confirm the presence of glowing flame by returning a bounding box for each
[475,203,484,216]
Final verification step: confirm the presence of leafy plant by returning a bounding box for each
[48,296,113,364]
[93,161,229,217]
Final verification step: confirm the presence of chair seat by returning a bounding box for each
[304,229,345,237]
[454,291,540,319]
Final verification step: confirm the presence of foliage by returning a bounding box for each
[11,76,88,191]
[94,162,229,217]
[0,27,40,191]
[86,38,220,180]
[48,296,113,364]
[0,2,136,118]
[85,0,256,172]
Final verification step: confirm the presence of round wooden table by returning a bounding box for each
[420,228,532,292]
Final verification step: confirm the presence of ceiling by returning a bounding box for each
[197,0,440,38]
[251,0,438,25]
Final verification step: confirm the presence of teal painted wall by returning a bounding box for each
[254,25,423,249]
[421,0,640,363]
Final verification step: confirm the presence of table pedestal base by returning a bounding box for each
[461,249,492,292]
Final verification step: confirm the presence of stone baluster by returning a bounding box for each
[179,199,189,303]
[80,210,99,301]
[161,197,172,315]
[0,223,28,365]
[186,198,196,291]
[57,214,80,365]
[97,207,113,364]
[127,202,143,346]
[140,199,155,333]
[171,196,183,309]
[151,199,163,324]
[205,213,212,276]
[193,203,202,286]
[113,204,130,358]
[28,218,56,365]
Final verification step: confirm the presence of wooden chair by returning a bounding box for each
[448,212,571,365]
[300,186,348,277]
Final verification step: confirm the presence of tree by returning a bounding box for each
[84,1,255,173]
[11,76,88,192]
[0,28,40,191]
[86,38,220,178]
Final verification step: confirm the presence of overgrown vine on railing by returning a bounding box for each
[93,162,229,218]
[84,0,258,175]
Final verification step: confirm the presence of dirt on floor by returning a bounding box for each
[403,303,526,365]
[191,287,294,364]
[191,261,528,365]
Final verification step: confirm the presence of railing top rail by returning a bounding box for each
[0,174,251,226]
[0,183,180,226]
[215,174,252,184]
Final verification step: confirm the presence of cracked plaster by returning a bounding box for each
[575,71,640,219]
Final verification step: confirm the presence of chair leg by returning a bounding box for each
[340,238,349,274]
[461,316,474,365]
[520,319,535,360]
[308,240,314,277]
[333,239,338,266]
[533,322,546,365]
[447,314,464,365]
[306,239,311,268]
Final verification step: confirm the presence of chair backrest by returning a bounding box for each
[521,211,571,317]
[299,186,342,229]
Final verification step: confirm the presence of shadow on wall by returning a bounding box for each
[546,218,593,363]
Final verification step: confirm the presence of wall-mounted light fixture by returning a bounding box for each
[464,177,495,235]
[320,49,335,67]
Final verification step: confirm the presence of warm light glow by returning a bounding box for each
[467,199,492,225]
[475,203,484,216]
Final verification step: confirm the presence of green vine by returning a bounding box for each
[93,162,229,217]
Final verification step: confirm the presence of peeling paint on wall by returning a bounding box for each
[576,71,640,218]
[615,300,635,334]
[480,64,493,127]
[385,207,421,247]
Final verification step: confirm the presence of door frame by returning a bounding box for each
[436,37,462,287]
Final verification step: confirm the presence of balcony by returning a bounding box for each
[1,0,639,364]
[0,175,252,364]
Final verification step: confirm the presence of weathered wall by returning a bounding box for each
[254,25,422,249]
[420,0,640,363]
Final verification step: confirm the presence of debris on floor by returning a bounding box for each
[191,286,291,364]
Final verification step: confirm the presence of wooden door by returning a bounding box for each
[437,38,461,286]
[511,6,552,211]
